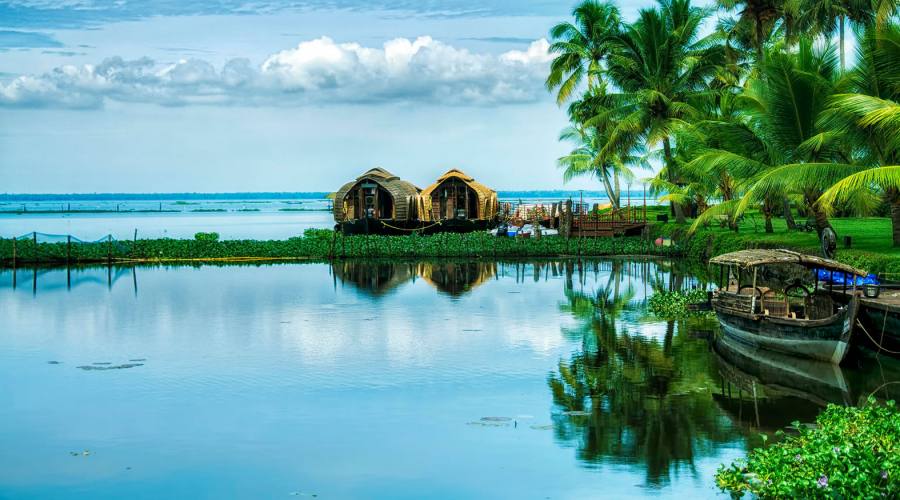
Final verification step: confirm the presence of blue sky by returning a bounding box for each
[0,0,667,193]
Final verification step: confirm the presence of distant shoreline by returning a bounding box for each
[0,190,638,202]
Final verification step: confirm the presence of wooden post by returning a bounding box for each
[66,235,71,265]
[750,267,758,314]
[12,236,16,268]
[107,235,112,264]
[33,232,37,264]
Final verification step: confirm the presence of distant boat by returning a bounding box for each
[419,168,499,233]
[709,249,865,364]
[332,167,422,235]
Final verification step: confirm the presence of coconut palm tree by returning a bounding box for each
[811,22,900,245]
[604,0,723,223]
[800,0,875,71]
[715,0,796,65]
[685,39,860,237]
[546,0,622,104]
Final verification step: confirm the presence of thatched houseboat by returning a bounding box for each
[417,262,496,296]
[420,169,499,232]
[333,168,421,235]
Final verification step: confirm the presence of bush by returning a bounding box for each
[194,232,219,242]
[716,398,900,498]
[647,289,711,318]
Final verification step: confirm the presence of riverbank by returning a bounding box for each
[3,216,896,273]
[658,217,900,277]
[0,229,677,266]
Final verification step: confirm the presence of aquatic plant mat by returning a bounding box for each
[0,229,678,267]
[716,398,899,497]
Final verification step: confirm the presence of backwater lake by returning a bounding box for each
[2,259,898,499]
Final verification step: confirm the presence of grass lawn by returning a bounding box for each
[656,214,900,277]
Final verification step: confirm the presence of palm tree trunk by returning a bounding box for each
[839,15,845,72]
[662,137,686,224]
[755,16,765,65]
[892,197,900,247]
[600,171,620,211]
[813,206,832,236]
[783,197,797,229]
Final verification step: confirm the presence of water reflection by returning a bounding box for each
[549,269,738,486]
[1,259,899,498]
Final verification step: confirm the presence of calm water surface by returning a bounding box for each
[1,260,897,499]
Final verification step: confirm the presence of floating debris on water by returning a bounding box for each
[530,424,553,431]
[461,329,482,332]
[69,450,91,457]
[77,363,144,371]
[47,361,62,365]
[480,416,512,422]
[92,362,113,365]
[561,410,591,417]
[466,421,510,427]
[129,358,147,362]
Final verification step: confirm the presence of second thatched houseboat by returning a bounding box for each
[420,169,499,232]
[333,167,421,235]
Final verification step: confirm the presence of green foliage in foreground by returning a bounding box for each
[716,399,900,498]
[647,289,712,319]
[0,229,678,266]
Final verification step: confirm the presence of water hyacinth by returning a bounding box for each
[716,399,900,497]
[0,230,680,266]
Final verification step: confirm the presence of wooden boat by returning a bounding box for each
[857,289,900,357]
[333,168,422,235]
[419,169,499,233]
[709,249,865,364]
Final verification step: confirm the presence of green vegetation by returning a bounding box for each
[660,217,900,275]
[0,230,678,266]
[716,398,900,498]
[647,288,711,318]
[546,0,900,248]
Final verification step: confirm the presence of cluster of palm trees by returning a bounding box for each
[548,0,900,246]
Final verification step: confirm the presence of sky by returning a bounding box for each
[0,0,680,193]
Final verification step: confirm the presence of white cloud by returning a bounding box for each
[0,36,553,108]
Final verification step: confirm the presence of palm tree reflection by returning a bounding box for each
[549,264,739,486]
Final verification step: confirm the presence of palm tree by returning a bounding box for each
[816,23,900,246]
[546,0,622,104]
[558,84,643,210]
[686,39,858,236]
[557,123,639,211]
[604,0,723,223]
[715,0,793,64]
[801,0,875,71]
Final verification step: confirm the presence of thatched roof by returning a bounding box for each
[420,168,498,220]
[333,167,421,222]
[709,249,866,276]
[417,262,496,296]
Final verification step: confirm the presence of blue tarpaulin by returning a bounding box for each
[816,269,879,286]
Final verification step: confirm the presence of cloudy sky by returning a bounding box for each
[0,0,666,193]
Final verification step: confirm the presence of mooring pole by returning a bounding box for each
[33,232,37,264]
[107,235,112,264]
[12,236,16,268]
[66,235,71,265]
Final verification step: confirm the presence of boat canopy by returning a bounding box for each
[709,249,867,277]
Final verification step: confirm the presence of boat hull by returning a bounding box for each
[856,299,900,357]
[337,218,497,236]
[713,299,857,364]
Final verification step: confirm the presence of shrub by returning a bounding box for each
[647,289,711,318]
[716,398,900,498]
[194,232,219,242]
